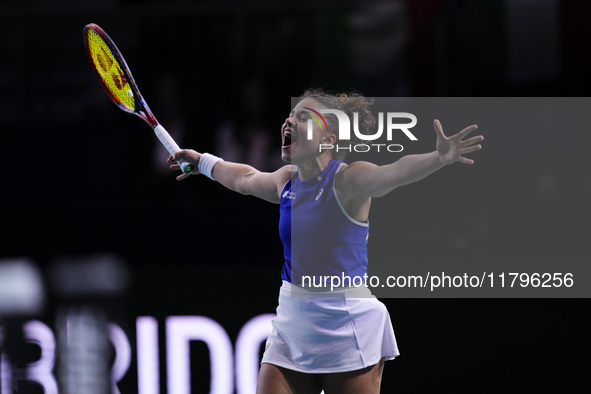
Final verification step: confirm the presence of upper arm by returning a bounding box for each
[336,161,400,199]
[337,152,444,198]
[240,165,293,203]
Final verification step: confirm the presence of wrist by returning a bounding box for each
[198,153,224,180]
[434,150,448,166]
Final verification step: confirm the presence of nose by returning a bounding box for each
[285,117,293,128]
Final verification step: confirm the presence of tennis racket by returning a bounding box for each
[83,23,193,173]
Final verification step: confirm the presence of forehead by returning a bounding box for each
[291,98,323,114]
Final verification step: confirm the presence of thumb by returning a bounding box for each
[433,119,446,140]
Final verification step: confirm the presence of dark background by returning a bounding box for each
[1,0,590,392]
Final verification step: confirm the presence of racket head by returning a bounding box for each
[83,23,155,125]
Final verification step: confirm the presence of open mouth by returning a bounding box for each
[282,128,299,148]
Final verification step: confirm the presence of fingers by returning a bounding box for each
[167,149,200,180]
[168,150,187,163]
[460,144,482,155]
[176,172,191,181]
[171,162,198,179]
[457,137,481,163]
[436,120,479,141]
[455,124,478,140]
[461,135,484,147]
[457,156,474,165]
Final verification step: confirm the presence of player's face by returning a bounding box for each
[281,98,332,164]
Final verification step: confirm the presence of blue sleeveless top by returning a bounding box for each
[279,160,369,285]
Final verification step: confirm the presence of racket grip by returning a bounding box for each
[153,124,194,174]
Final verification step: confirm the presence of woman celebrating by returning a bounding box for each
[168,89,483,394]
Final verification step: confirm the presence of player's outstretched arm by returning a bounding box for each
[168,150,292,204]
[338,120,483,198]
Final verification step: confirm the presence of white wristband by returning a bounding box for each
[198,153,223,181]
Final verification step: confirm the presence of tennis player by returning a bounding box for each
[168,90,483,394]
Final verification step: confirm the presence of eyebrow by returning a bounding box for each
[290,109,308,116]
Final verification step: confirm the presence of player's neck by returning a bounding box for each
[297,155,332,181]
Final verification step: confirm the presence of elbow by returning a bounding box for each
[235,170,257,195]
[232,180,250,196]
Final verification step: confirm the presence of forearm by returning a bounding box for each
[209,161,288,203]
[365,151,446,196]
[387,151,446,188]
[211,161,258,195]
[171,150,278,201]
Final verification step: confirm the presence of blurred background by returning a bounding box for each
[0,0,590,393]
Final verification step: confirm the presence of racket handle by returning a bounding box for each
[153,124,194,174]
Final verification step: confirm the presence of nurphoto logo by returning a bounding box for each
[307,109,418,153]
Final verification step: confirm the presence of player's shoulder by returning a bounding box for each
[274,164,294,177]
[335,160,378,194]
[272,165,295,187]
[335,160,377,178]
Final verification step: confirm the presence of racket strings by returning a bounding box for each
[86,29,135,111]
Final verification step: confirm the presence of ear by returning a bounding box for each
[321,133,337,145]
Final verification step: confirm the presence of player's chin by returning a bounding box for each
[281,147,292,163]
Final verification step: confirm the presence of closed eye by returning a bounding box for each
[298,112,310,121]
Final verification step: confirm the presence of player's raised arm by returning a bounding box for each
[168,150,292,204]
[338,120,483,198]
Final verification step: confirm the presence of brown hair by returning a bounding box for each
[300,88,376,161]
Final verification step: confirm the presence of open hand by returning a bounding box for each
[434,119,483,165]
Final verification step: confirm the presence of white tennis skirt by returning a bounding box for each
[261,281,399,374]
